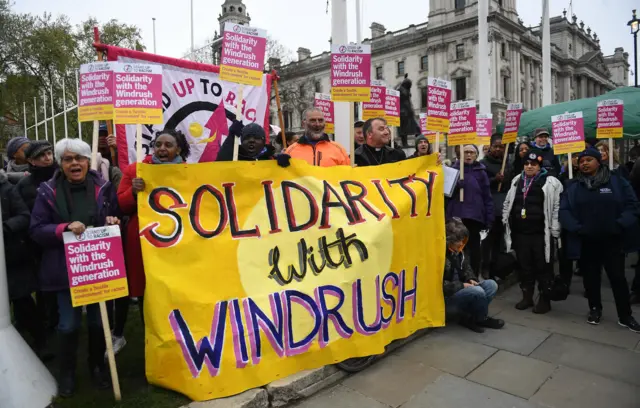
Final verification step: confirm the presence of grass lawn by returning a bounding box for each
[42,304,191,408]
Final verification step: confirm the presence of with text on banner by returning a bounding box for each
[385,89,400,127]
[502,103,523,144]
[138,158,446,400]
[362,80,386,120]
[426,78,451,133]
[419,113,435,144]
[219,22,267,87]
[447,100,477,146]
[314,93,335,133]
[330,44,371,102]
[113,63,163,124]
[78,62,115,122]
[63,226,128,308]
[596,99,624,139]
[476,114,493,145]
[551,111,585,155]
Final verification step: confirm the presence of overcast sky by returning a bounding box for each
[13,0,639,74]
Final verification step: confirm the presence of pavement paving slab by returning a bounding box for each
[291,385,391,408]
[530,366,640,408]
[393,332,497,377]
[529,333,640,386]
[466,350,556,399]
[399,373,539,408]
[341,353,444,407]
[436,321,550,356]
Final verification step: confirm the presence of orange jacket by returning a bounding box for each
[284,134,350,167]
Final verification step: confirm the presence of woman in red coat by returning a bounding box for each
[118,129,191,323]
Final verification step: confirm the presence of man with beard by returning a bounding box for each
[355,117,406,167]
[217,123,275,161]
[284,108,350,167]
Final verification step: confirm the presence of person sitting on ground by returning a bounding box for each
[354,120,365,149]
[560,147,640,332]
[284,107,350,167]
[443,218,505,333]
[29,138,121,396]
[530,128,561,176]
[503,149,563,314]
[216,123,276,161]
[5,136,31,183]
[354,117,406,167]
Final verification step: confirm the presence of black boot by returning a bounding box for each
[88,328,110,390]
[533,293,551,314]
[57,331,79,398]
[515,288,535,310]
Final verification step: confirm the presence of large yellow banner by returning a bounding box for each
[138,156,446,400]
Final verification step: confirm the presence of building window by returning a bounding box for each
[314,81,322,93]
[455,0,465,10]
[520,57,524,73]
[503,77,509,100]
[354,102,360,119]
[456,44,464,59]
[455,78,466,101]
[397,61,405,76]
[498,0,503,7]
[420,86,428,109]
[375,66,383,80]
[501,43,506,58]
[283,110,292,130]
[530,63,534,76]
[421,55,429,71]
[521,88,525,105]
[299,84,305,99]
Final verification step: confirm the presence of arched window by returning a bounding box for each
[230,6,235,12]
[238,7,243,12]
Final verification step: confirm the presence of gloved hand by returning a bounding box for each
[276,154,291,168]
[229,120,244,138]
[456,179,465,188]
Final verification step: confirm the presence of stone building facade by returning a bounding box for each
[266,0,629,133]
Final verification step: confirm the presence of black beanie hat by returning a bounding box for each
[241,123,266,142]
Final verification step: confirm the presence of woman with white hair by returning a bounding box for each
[29,138,121,397]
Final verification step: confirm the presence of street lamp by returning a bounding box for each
[628,9,640,87]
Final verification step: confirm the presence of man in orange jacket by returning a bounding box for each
[284,108,350,167]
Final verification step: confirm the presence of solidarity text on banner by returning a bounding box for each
[138,157,446,400]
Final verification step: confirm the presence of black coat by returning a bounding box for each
[216,135,276,162]
[1,170,37,299]
[354,145,406,167]
[481,154,512,217]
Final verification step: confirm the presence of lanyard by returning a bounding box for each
[522,175,536,202]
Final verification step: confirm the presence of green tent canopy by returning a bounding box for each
[516,87,640,140]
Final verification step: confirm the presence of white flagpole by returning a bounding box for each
[190,0,194,59]
[50,86,57,145]
[153,17,157,54]
[33,97,39,140]
[331,0,350,155]
[478,0,490,157]
[355,0,362,122]
[62,77,69,139]
[76,70,82,141]
[23,102,27,138]
[542,0,552,106]
[42,91,49,142]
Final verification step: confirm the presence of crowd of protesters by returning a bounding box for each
[3,109,640,398]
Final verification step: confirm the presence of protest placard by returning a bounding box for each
[502,103,523,144]
[385,88,400,127]
[113,63,163,125]
[596,99,624,139]
[476,113,493,145]
[314,93,335,133]
[447,100,477,146]
[426,78,451,133]
[552,111,585,155]
[330,44,371,102]
[63,226,128,308]
[419,113,435,144]
[78,62,115,122]
[219,23,267,87]
[362,80,386,120]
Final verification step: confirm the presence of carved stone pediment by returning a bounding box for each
[451,67,472,78]
[501,66,512,77]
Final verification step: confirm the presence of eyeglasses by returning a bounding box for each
[61,155,89,164]
[463,151,477,155]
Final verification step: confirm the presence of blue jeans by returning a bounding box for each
[445,280,498,321]
[56,290,103,333]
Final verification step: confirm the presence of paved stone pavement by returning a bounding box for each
[292,268,640,408]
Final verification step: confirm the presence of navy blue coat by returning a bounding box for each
[559,172,640,260]
[29,170,120,292]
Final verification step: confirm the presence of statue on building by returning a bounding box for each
[397,74,421,148]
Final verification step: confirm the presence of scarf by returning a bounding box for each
[29,163,58,183]
[55,173,97,226]
[151,155,184,164]
[6,160,29,173]
[578,165,611,190]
